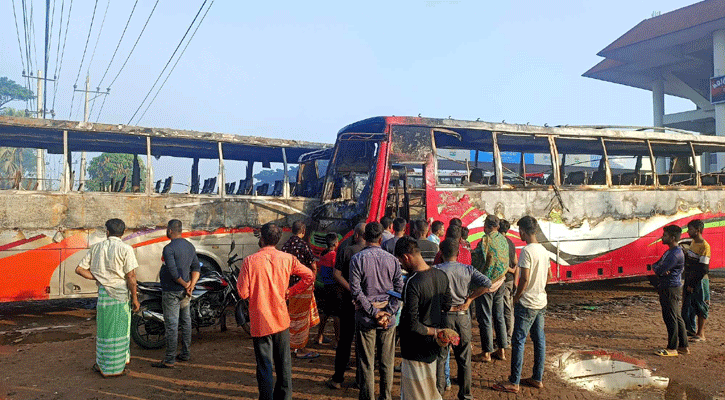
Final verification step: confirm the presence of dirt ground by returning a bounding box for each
[1,274,724,400]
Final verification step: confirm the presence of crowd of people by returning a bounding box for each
[236,214,552,400]
[74,213,712,400]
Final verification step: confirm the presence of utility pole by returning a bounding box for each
[37,70,45,190]
[73,75,109,190]
[43,0,50,119]
[22,69,55,190]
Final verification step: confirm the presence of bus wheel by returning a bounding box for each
[131,302,166,349]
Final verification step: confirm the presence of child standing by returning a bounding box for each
[653,224,689,356]
[314,233,340,347]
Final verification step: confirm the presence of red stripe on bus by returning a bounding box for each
[0,234,45,251]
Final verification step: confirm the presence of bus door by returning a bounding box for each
[387,163,428,221]
[387,126,436,222]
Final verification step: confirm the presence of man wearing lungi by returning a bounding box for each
[76,218,140,377]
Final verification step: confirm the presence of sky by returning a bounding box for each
[0,0,699,147]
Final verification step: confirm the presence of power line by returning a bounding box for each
[128,0,208,125]
[137,0,214,124]
[107,0,160,89]
[29,0,39,73]
[21,0,34,111]
[11,0,26,74]
[51,0,72,116]
[97,0,139,87]
[86,0,110,78]
[69,0,99,120]
[86,0,112,117]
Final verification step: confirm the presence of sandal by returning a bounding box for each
[654,349,678,357]
[522,378,544,389]
[689,336,706,342]
[492,382,520,393]
[295,351,320,359]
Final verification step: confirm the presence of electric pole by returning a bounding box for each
[73,75,110,190]
[44,0,50,119]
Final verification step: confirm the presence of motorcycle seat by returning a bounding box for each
[138,282,163,291]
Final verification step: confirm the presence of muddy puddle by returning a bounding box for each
[0,325,91,345]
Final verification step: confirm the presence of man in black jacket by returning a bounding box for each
[395,236,452,400]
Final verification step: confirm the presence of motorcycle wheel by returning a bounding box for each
[234,300,251,336]
[131,303,166,349]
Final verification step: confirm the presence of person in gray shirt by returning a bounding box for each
[434,238,491,399]
[382,217,407,254]
[152,219,201,368]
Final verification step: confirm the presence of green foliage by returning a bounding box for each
[0,77,35,109]
[86,153,146,192]
[0,107,29,117]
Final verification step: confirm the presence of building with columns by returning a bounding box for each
[583,0,725,173]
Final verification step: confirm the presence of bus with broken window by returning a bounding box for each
[0,116,331,302]
[310,116,725,282]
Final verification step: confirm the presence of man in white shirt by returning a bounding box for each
[76,218,139,377]
[492,216,551,394]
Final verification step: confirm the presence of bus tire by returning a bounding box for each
[131,302,166,349]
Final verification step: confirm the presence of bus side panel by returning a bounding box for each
[0,230,87,302]
[60,229,96,297]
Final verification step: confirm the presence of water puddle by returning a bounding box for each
[556,350,668,395]
[0,325,90,345]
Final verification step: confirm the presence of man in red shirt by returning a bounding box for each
[238,223,315,400]
[433,225,472,265]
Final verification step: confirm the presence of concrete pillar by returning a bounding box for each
[714,30,725,172]
[653,79,667,174]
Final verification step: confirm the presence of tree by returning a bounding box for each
[0,108,37,189]
[0,77,35,110]
[86,153,146,192]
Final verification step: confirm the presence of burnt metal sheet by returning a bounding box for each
[0,116,331,162]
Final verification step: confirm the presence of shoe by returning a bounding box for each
[295,351,320,359]
[325,379,342,389]
[176,355,190,362]
[151,361,175,368]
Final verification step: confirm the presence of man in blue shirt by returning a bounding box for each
[349,222,404,400]
[652,224,688,356]
[152,219,201,368]
[434,238,491,399]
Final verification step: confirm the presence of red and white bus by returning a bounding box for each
[310,116,725,282]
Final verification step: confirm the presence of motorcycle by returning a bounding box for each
[131,241,250,349]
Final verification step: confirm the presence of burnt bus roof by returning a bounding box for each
[0,116,331,163]
[337,116,725,154]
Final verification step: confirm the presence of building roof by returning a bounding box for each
[599,1,725,55]
[583,0,725,100]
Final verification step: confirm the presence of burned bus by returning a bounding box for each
[0,116,330,302]
[311,116,725,282]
